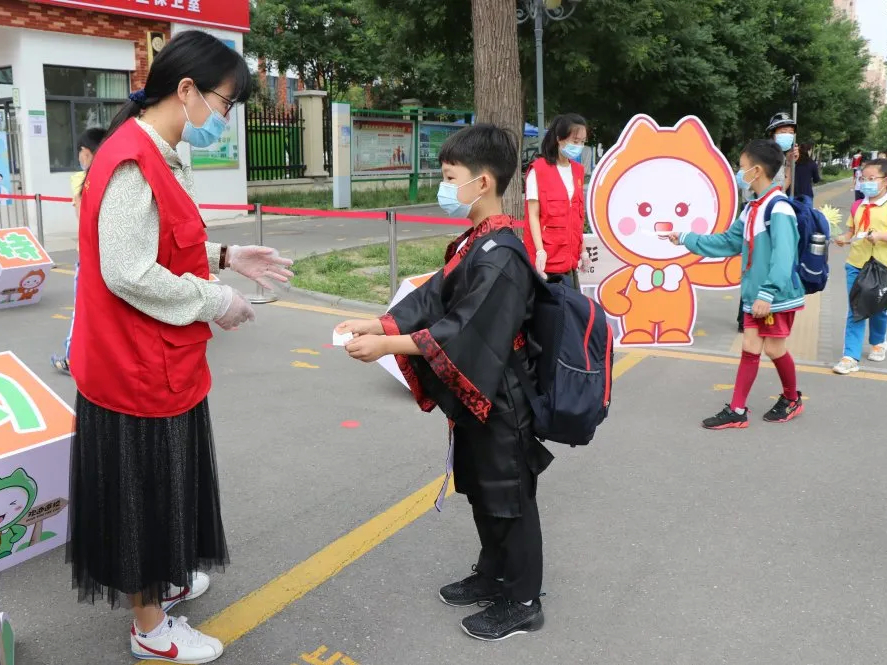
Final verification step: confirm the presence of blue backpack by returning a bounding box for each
[764,193,830,294]
[496,234,614,447]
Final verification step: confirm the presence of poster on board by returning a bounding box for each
[352,118,413,175]
[0,228,53,310]
[419,122,463,172]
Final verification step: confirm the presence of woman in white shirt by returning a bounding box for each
[523,113,588,288]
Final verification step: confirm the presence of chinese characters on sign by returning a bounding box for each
[30,0,248,32]
[0,228,53,310]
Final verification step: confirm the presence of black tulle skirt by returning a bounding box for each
[67,392,229,608]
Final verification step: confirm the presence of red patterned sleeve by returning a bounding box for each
[409,329,492,423]
[380,314,436,413]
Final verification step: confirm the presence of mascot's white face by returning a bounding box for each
[607,158,720,261]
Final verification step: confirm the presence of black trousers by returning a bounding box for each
[547,269,579,290]
[470,465,543,603]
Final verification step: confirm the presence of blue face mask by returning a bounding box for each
[774,133,795,152]
[437,176,481,218]
[735,168,756,192]
[561,143,584,162]
[181,91,229,148]
[860,180,881,199]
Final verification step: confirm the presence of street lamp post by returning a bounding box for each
[517,0,581,149]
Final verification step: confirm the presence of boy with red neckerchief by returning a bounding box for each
[336,124,551,641]
[668,139,806,429]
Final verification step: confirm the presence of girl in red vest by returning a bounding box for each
[67,31,291,665]
[524,113,588,288]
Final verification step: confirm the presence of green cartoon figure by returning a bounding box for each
[0,468,36,559]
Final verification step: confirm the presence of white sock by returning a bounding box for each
[521,600,533,606]
[137,614,172,638]
[733,407,746,415]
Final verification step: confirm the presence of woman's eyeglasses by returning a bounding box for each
[860,176,887,183]
[208,90,235,116]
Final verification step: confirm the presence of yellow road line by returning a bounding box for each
[51,267,76,276]
[635,347,887,381]
[136,351,646,663]
[269,299,377,320]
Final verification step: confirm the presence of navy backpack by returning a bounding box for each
[764,193,830,294]
[496,234,614,447]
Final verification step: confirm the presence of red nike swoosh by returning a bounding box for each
[163,586,191,603]
[135,639,178,659]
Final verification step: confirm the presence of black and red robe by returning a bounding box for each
[381,215,554,518]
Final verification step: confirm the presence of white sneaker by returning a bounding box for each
[131,616,223,664]
[868,344,887,362]
[162,572,211,613]
[833,357,860,375]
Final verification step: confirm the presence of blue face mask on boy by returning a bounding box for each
[774,133,795,152]
[437,176,482,218]
[860,180,882,199]
[561,143,584,162]
[181,90,229,148]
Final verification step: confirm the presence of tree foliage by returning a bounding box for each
[246,0,878,151]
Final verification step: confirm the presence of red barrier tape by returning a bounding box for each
[397,214,471,227]
[262,205,387,220]
[0,194,37,201]
[199,203,255,212]
[397,213,526,229]
[40,195,73,203]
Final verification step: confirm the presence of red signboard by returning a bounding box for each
[30,0,250,32]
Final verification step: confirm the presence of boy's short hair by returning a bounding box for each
[863,158,887,176]
[77,127,107,153]
[741,139,784,180]
[438,123,519,197]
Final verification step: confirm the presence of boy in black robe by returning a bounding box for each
[336,123,553,641]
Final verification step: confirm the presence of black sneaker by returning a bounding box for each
[763,393,804,423]
[461,598,544,641]
[439,566,500,607]
[702,405,749,430]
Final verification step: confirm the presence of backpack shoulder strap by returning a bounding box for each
[763,193,789,222]
[490,231,545,411]
[851,198,862,219]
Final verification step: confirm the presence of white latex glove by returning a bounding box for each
[214,285,255,331]
[227,245,294,290]
[535,250,548,279]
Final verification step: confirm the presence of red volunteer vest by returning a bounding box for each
[70,118,213,418]
[523,157,585,273]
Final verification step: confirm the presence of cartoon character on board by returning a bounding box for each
[15,270,45,302]
[0,468,37,559]
[588,115,742,345]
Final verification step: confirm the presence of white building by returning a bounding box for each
[0,0,251,251]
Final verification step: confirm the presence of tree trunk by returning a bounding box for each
[471,0,524,219]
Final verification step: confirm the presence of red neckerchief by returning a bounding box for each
[744,188,781,272]
[443,214,514,277]
[859,203,875,233]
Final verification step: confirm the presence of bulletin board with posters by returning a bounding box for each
[352,118,414,175]
[0,132,11,207]
[419,122,463,172]
[0,228,53,310]
[0,351,75,575]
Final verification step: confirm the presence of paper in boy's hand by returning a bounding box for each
[332,330,354,346]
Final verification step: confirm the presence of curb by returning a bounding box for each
[286,286,387,314]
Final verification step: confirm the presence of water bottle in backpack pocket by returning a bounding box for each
[765,193,830,294]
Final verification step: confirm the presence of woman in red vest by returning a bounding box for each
[68,31,291,665]
[524,113,588,288]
